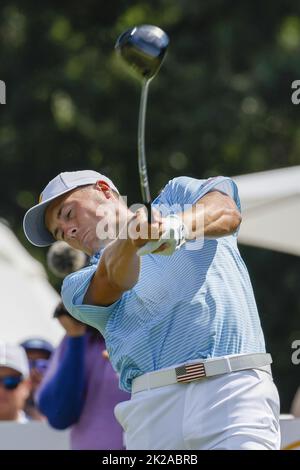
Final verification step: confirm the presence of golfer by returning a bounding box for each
[23,170,280,450]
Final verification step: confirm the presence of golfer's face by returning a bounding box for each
[45,186,117,255]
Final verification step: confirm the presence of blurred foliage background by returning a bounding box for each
[0,0,299,411]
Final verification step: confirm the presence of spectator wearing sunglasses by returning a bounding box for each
[0,342,31,423]
[20,338,53,421]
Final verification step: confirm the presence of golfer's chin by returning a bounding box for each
[83,238,104,256]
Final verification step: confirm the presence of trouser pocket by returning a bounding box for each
[114,400,131,431]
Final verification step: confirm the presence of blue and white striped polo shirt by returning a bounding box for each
[62,176,266,392]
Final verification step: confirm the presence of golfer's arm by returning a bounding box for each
[84,238,140,306]
[181,190,241,239]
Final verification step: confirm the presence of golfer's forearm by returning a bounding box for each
[181,206,240,239]
[100,238,140,291]
[180,193,241,239]
[202,206,241,237]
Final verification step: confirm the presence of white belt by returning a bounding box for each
[131,353,272,394]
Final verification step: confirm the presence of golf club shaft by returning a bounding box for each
[138,79,152,223]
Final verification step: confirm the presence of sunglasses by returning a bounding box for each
[0,376,23,390]
[29,359,49,374]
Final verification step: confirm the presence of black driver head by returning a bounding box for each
[115,24,169,80]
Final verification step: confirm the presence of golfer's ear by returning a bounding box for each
[96,180,111,194]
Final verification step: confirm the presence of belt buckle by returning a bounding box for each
[175,361,206,384]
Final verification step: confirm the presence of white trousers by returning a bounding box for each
[114,368,280,450]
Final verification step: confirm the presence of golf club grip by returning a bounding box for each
[145,201,152,223]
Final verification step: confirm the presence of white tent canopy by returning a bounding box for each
[233,166,300,256]
[0,221,63,345]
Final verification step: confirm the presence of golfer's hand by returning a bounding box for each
[128,207,167,254]
[138,214,188,256]
[128,209,187,256]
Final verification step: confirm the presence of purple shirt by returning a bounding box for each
[38,333,129,449]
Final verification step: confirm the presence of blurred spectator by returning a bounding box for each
[0,342,31,422]
[20,338,53,420]
[36,302,129,449]
[291,387,300,417]
[47,241,88,278]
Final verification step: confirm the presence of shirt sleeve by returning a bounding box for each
[155,176,241,212]
[154,175,241,238]
[36,336,85,429]
[62,262,121,335]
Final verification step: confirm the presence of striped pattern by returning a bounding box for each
[176,362,206,383]
[62,176,266,393]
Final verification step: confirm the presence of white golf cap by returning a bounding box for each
[0,342,30,378]
[23,170,119,247]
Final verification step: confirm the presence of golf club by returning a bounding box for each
[115,24,169,223]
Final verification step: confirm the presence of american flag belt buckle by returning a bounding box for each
[175,361,206,384]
